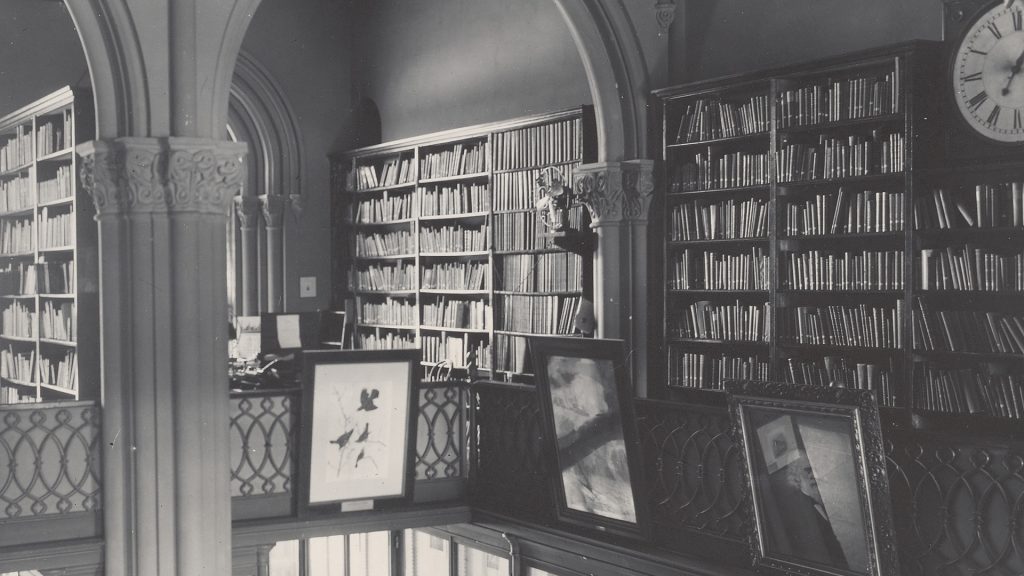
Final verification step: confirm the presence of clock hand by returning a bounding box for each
[1002,46,1024,95]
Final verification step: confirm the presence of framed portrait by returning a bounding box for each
[725,380,898,576]
[529,335,649,539]
[299,349,420,508]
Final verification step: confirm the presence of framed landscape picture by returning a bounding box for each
[299,349,420,508]
[529,335,648,539]
[725,380,898,576]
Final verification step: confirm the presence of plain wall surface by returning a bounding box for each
[353,0,592,142]
[676,0,943,83]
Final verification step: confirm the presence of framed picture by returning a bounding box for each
[299,349,420,508]
[529,335,648,539]
[725,381,898,576]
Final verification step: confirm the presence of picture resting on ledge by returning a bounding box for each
[726,380,898,576]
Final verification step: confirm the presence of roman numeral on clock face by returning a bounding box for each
[961,71,983,82]
[987,22,1003,38]
[968,91,989,111]
[1013,10,1023,31]
[987,105,1001,126]
[1015,109,1023,130]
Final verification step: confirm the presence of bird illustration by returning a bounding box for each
[330,428,355,450]
[356,422,370,443]
[358,388,380,411]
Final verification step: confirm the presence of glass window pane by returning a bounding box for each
[457,545,508,576]
[308,534,347,576]
[350,531,392,576]
[404,529,450,576]
[269,540,301,576]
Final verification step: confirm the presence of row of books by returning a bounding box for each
[0,261,74,294]
[496,252,583,293]
[671,300,771,342]
[914,365,1022,419]
[354,155,414,190]
[420,142,487,180]
[421,261,488,291]
[359,299,416,327]
[0,125,32,172]
[38,209,75,249]
[353,262,414,292]
[353,190,414,223]
[776,71,900,128]
[420,183,489,216]
[783,188,903,236]
[913,184,1024,230]
[668,196,770,241]
[40,300,75,341]
[495,294,580,335]
[422,333,490,369]
[0,346,34,382]
[36,111,74,156]
[354,231,414,258]
[493,212,540,252]
[0,175,31,212]
[666,349,769,390]
[919,247,1024,292]
[38,349,77,390]
[783,356,895,406]
[491,165,574,212]
[39,164,74,204]
[422,297,491,330]
[671,151,771,193]
[776,132,904,182]
[783,302,904,348]
[492,118,582,171]
[493,333,531,374]
[0,219,34,254]
[782,249,904,291]
[356,330,417,350]
[913,302,1024,355]
[669,248,770,291]
[674,95,771,143]
[419,225,488,253]
[1,301,36,338]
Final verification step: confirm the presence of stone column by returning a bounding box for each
[574,160,655,396]
[79,137,247,576]
[259,194,287,313]
[234,195,260,316]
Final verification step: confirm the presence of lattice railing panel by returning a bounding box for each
[416,382,465,480]
[230,392,295,497]
[887,435,1024,576]
[0,402,101,519]
[635,399,748,543]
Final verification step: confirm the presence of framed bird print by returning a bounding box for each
[299,349,420,509]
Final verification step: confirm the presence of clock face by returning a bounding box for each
[953,2,1024,143]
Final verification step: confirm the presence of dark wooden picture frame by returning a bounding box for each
[299,349,420,509]
[529,335,649,539]
[725,381,898,576]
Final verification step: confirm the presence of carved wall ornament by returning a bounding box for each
[234,195,261,229]
[574,165,623,226]
[622,160,655,222]
[655,0,677,34]
[259,194,288,228]
[78,138,248,218]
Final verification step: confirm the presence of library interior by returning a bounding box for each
[1,0,1023,575]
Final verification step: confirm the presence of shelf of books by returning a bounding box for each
[332,107,596,381]
[0,86,97,404]
[655,42,945,422]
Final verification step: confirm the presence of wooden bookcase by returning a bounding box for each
[654,42,956,424]
[331,107,596,381]
[0,86,98,404]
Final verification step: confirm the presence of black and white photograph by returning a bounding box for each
[4,0,1023,574]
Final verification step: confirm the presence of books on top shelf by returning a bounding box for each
[36,110,74,156]
[675,95,771,143]
[669,196,770,241]
[493,118,582,171]
[784,188,903,236]
[0,125,32,172]
[919,246,1024,292]
[667,349,770,390]
[776,70,900,128]
[915,183,1024,230]
[782,249,903,291]
[354,155,414,190]
[420,141,487,179]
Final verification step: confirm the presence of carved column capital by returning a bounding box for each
[77,137,248,218]
[234,195,260,229]
[259,193,287,228]
[655,0,677,34]
[573,162,625,226]
[622,159,656,223]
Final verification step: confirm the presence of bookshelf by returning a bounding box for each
[655,42,949,422]
[0,86,97,404]
[332,108,596,381]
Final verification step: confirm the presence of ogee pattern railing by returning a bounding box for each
[230,391,295,498]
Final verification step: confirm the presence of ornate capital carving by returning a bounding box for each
[288,193,304,219]
[77,138,248,218]
[234,195,260,229]
[259,194,287,228]
[574,163,624,226]
[655,0,677,34]
[622,159,656,222]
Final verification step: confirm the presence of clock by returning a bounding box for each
[951,0,1024,143]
